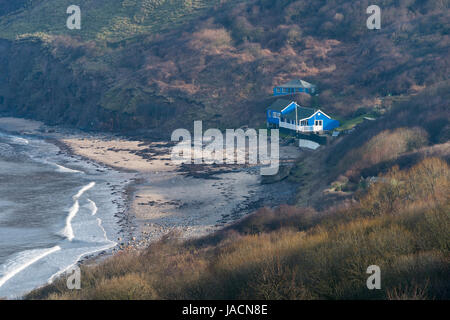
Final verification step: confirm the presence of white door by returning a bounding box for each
[314,120,323,131]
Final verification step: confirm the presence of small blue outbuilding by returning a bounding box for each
[273,79,317,96]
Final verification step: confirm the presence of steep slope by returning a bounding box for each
[0,0,448,134]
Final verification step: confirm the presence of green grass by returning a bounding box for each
[0,0,226,42]
[336,113,378,131]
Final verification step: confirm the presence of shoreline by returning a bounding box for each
[1,117,302,244]
[0,116,302,297]
[56,134,302,248]
[0,118,137,298]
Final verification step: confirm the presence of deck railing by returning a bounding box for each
[279,121,322,132]
[298,126,314,132]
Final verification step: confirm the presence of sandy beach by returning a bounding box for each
[0,117,301,251]
[61,136,301,249]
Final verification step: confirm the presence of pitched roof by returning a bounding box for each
[277,79,315,89]
[283,106,316,121]
[267,99,292,112]
[268,99,317,120]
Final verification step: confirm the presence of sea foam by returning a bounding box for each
[8,136,29,145]
[0,246,61,289]
[87,199,98,216]
[62,182,96,241]
[55,164,83,174]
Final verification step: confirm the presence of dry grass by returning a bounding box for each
[190,28,233,52]
[27,158,450,300]
[340,127,429,178]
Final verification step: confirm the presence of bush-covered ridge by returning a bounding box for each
[0,0,448,132]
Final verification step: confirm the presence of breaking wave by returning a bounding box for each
[54,164,84,174]
[87,199,98,216]
[62,182,96,241]
[0,246,61,289]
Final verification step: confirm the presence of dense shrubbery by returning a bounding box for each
[361,158,449,217]
[327,83,450,180]
[0,0,448,131]
[340,127,429,178]
[28,158,449,300]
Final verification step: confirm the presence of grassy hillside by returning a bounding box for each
[0,0,448,133]
[0,0,225,41]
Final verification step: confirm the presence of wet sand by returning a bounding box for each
[0,117,301,251]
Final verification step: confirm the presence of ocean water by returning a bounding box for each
[0,131,131,298]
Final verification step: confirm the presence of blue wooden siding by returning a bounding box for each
[306,112,340,130]
[267,102,297,124]
[324,119,340,130]
[274,87,310,96]
[267,109,280,125]
[267,106,340,132]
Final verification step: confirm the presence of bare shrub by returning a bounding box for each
[341,127,429,178]
[28,159,449,301]
[190,28,232,52]
[387,281,430,300]
[362,157,449,216]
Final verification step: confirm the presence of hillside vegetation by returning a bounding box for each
[0,0,448,133]
[1,0,449,300]
[26,90,450,298]
[0,0,226,42]
[28,157,449,299]
[326,83,450,181]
